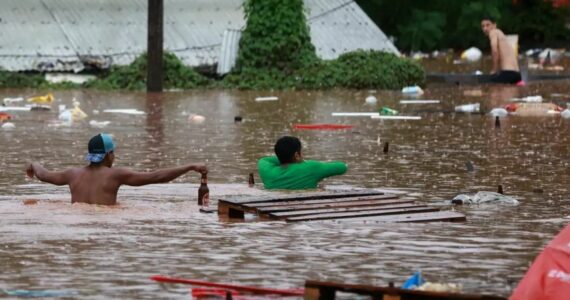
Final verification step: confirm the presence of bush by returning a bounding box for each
[85,52,210,90]
[298,50,425,90]
[0,71,47,88]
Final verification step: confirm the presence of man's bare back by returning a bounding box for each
[26,133,207,205]
[488,28,519,72]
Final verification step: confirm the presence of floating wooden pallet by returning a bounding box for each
[217,190,466,223]
[304,280,506,300]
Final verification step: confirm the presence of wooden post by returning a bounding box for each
[147,0,164,92]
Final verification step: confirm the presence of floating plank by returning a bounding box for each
[400,100,440,104]
[304,280,506,300]
[219,190,384,205]
[257,199,414,214]
[255,96,279,102]
[285,207,438,222]
[267,203,426,220]
[332,112,378,117]
[328,211,467,223]
[370,115,422,120]
[246,194,398,208]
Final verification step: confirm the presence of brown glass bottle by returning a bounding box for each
[248,172,255,187]
[198,173,209,206]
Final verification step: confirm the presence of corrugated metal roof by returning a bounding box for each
[0,0,398,72]
[217,29,242,75]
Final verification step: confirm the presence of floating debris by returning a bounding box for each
[255,96,279,102]
[103,109,146,115]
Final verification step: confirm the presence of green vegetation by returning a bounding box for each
[223,0,424,89]
[85,52,210,90]
[356,0,570,51]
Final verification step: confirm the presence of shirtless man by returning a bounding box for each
[26,133,207,205]
[481,16,521,84]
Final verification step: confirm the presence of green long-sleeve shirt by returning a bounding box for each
[257,156,347,190]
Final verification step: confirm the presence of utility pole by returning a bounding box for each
[147,0,163,92]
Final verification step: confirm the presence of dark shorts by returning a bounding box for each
[490,70,522,84]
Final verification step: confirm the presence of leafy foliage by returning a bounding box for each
[0,71,47,88]
[85,52,210,90]
[397,10,446,51]
[235,0,318,72]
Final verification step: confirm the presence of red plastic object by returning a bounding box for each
[0,112,12,121]
[504,103,519,112]
[516,80,526,87]
[293,124,353,130]
[150,275,304,296]
[510,224,570,300]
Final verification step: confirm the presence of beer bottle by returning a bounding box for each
[248,172,255,187]
[198,173,209,206]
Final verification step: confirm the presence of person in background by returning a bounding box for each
[258,136,347,190]
[26,133,207,205]
[481,16,521,84]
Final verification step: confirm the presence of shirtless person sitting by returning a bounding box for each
[481,16,521,84]
[258,136,347,190]
[26,133,207,205]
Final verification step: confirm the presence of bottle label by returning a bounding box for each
[202,193,210,207]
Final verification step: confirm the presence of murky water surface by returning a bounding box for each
[1,80,570,298]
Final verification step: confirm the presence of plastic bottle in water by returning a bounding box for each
[401,86,424,95]
[379,107,399,115]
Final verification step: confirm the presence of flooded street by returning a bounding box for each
[1,81,570,298]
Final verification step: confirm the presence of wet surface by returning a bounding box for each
[1,81,570,298]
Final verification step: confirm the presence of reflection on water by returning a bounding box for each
[1,81,570,298]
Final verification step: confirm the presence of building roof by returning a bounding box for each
[0,0,398,72]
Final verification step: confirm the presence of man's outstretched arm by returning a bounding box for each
[115,164,208,186]
[26,162,72,186]
[489,30,500,73]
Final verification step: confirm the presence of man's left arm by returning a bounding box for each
[315,161,348,179]
[27,162,72,186]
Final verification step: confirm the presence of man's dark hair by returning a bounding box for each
[274,136,301,164]
[481,15,496,23]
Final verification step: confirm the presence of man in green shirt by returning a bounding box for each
[258,136,347,190]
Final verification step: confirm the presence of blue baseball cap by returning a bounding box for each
[85,133,115,163]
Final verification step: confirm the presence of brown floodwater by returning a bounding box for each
[1,80,570,299]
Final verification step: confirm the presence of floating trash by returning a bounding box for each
[3,97,23,106]
[0,112,12,122]
[454,103,480,113]
[461,47,482,62]
[561,109,570,119]
[89,120,111,128]
[103,109,145,115]
[1,122,15,130]
[365,95,378,104]
[189,114,206,124]
[0,106,31,112]
[371,115,421,120]
[27,93,54,105]
[401,86,424,95]
[451,191,519,205]
[489,108,508,117]
[332,112,378,117]
[400,100,440,104]
[510,96,543,103]
[2,289,78,298]
[379,107,399,116]
[255,96,278,102]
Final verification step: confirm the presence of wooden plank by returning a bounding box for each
[258,199,415,214]
[217,201,247,218]
[326,211,467,223]
[305,280,506,300]
[267,203,427,220]
[218,190,384,205]
[286,207,438,222]
[247,194,399,208]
